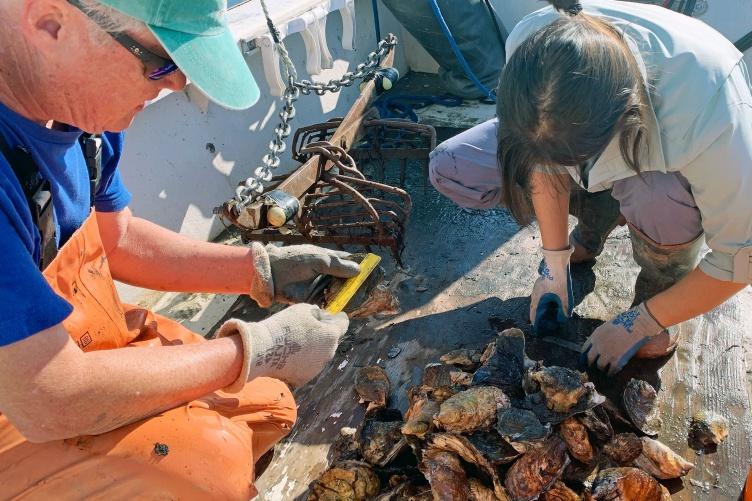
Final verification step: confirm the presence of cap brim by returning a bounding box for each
[150,24,259,111]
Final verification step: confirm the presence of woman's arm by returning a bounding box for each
[530,170,571,250]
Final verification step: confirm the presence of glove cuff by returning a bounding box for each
[249,242,274,308]
[215,319,267,393]
[541,245,574,266]
[637,302,666,331]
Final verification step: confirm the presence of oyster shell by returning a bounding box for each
[520,386,604,426]
[622,379,662,436]
[307,460,381,501]
[330,426,360,463]
[441,349,482,372]
[496,408,550,451]
[469,478,506,501]
[402,386,441,439]
[632,437,694,479]
[480,340,497,365]
[423,363,454,389]
[420,449,469,501]
[504,436,571,501]
[360,408,407,466]
[541,481,581,501]
[532,367,589,413]
[435,386,511,433]
[579,407,614,444]
[428,433,509,500]
[688,410,729,450]
[348,284,400,318]
[602,433,643,466]
[451,370,475,387]
[589,467,662,501]
[472,329,526,397]
[467,431,522,466]
[355,366,390,412]
[559,417,595,464]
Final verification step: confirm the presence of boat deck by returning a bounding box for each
[205,74,752,500]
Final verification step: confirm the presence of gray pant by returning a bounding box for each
[428,118,702,245]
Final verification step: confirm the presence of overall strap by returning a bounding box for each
[0,132,102,270]
[0,133,57,269]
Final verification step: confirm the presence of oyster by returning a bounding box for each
[602,433,643,466]
[541,481,581,501]
[496,408,550,450]
[374,483,433,501]
[559,417,595,464]
[435,386,511,433]
[467,432,522,465]
[469,478,506,501]
[402,386,441,439]
[307,460,380,501]
[322,259,399,318]
[348,284,400,318]
[423,363,454,389]
[360,408,406,466]
[428,433,508,500]
[441,349,482,372]
[472,329,526,397]
[622,379,662,436]
[632,437,694,479]
[420,449,469,501]
[480,340,497,365]
[579,407,614,444]
[589,467,662,501]
[532,367,589,413]
[355,366,390,412]
[520,386,604,426]
[504,436,571,501]
[451,370,475,387]
[330,427,360,463]
[688,410,729,450]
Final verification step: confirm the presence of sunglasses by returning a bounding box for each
[68,0,179,81]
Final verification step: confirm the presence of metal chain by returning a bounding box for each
[234,0,397,203]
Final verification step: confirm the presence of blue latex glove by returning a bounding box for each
[530,247,574,332]
[581,303,667,375]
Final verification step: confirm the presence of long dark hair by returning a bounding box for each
[498,0,650,225]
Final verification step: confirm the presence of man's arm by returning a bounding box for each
[0,324,243,442]
[97,208,255,294]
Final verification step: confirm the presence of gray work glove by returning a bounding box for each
[530,246,574,332]
[216,303,349,391]
[248,243,360,307]
[581,303,669,375]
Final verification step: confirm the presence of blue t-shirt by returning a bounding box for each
[0,102,132,346]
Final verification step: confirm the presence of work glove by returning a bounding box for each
[248,243,360,307]
[216,303,349,391]
[581,303,672,375]
[530,246,574,332]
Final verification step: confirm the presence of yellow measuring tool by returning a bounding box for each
[325,253,382,313]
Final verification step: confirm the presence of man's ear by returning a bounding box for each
[20,0,78,50]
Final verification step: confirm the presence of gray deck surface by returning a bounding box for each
[213,74,752,500]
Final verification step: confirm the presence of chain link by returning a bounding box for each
[235,30,398,204]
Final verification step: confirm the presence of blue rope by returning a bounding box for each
[374,93,463,122]
[426,0,496,102]
[371,0,381,45]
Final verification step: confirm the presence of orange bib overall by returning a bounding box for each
[0,213,296,500]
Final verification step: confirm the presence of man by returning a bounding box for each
[0,0,360,498]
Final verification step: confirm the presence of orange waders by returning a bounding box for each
[0,213,296,500]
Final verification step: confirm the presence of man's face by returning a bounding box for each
[50,3,188,132]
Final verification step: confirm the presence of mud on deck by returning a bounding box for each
[200,151,751,499]
[199,73,752,499]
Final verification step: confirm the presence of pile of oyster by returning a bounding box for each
[308,328,698,500]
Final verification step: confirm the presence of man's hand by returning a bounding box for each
[248,244,360,307]
[581,303,668,375]
[216,303,349,390]
[530,247,574,331]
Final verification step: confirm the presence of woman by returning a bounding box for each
[429,0,752,375]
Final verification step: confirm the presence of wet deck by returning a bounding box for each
[202,73,752,499]
[209,154,752,499]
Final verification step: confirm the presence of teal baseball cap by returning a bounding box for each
[99,0,259,110]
